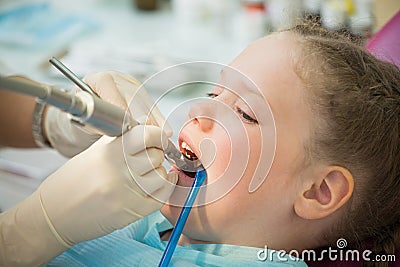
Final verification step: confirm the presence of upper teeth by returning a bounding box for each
[182,141,195,159]
[182,141,195,155]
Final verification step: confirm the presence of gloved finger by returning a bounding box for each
[131,166,171,195]
[151,172,178,203]
[126,148,164,176]
[129,87,173,137]
[88,135,117,150]
[107,71,173,137]
[135,113,173,139]
[83,72,128,109]
[109,71,142,103]
[94,71,155,126]
[123,125,168,155]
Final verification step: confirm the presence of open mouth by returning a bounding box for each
[179,140,199,178]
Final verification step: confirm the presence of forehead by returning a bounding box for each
[226,32,305,107]
[229,32,300,89]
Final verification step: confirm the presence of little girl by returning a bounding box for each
[48,22,400,267]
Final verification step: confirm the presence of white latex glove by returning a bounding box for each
[0,124,177,266]
[44,71,172,157]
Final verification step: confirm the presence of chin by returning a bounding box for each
[160,203,179,224]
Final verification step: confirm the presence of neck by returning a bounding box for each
[161,230,211,246]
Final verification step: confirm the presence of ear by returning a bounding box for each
[294,166,354,220]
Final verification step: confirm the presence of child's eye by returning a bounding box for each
[206,92,219,98]
[236,107,258,124]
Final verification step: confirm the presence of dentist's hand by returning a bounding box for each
[0,125,177,266]
[44,71,171,157]
[40,124,177,245]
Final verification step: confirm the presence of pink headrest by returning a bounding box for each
[366,11,400,68]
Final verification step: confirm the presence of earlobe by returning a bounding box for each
[294,166,354,220]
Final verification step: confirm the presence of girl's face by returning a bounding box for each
[161,32,312,248]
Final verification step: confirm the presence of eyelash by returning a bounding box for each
[206,92,258,124]
[236,107,258,124]
[206,92,218,98]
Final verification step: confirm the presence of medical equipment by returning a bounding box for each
[49,57,99,97]
[0,60,201,172]
[158,168,206,267]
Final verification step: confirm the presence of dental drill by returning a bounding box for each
[0,58,201,172]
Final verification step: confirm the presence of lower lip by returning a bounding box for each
[171,166,197,187]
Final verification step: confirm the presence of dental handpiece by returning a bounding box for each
[48,57,201,171]
[0,65,201,172]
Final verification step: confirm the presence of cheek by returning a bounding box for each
[205,131,231,182]
[248,128,262,168]
[207,124,262,186]
[205,127,263,218]
[236,126,262,184]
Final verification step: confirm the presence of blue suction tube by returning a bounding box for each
[158,168,207,267]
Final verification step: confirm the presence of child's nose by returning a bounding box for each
[188,101,215,132]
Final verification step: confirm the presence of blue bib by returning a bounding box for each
[47,211,307,267]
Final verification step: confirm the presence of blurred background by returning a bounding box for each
[0,0,399,211]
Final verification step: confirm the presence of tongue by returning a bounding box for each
[183,170,197,178]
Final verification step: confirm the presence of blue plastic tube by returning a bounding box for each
[158,168,207,267]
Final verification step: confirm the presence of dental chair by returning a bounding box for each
[307,10,400,267]
[366,11,400,68]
